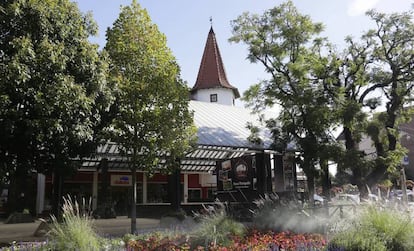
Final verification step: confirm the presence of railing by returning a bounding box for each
[303,203,358,219]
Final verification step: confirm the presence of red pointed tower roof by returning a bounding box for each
[191,27,240,98]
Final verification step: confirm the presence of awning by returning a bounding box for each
[79,143,267,173]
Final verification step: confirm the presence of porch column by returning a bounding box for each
[256,151,266,195]
[273,154,285,192]
[36,173,45,215]
[142,172,147,204]
[92,171,98,210]
[184,173,188,203]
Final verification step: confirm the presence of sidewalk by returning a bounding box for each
[0,216,160,244]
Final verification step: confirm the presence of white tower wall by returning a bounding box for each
[192,88,235,106]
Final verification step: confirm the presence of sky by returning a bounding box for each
[75,0,413,107]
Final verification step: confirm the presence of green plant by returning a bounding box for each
[329,206,414,251]
[100,238,126,251]
[252,193,326,233]
[123,231,190,250]
[48,196,102,250]
[191,202,245,247]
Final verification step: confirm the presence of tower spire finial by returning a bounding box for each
[209,16,213,27]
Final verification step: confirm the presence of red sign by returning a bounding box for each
[110,175,132,186]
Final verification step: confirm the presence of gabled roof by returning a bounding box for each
[80,101,274,173]
[189,100,272,148]
[191,27,240,98]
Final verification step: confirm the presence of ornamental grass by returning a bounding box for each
[328,205,414,251]
[47,196,102,251]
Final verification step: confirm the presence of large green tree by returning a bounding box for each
[105,1,196,233]
[335,10,414,193]
[364,10,414,185]
[230,1,341,201]
[333,34,376,194]
[0,0,111,215]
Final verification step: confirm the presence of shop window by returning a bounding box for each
[136,183,143,203]
[188,189,202,202]
[64,183,92,199]
[210,94,217,102]
[147,183,169,203]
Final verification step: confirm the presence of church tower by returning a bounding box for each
[190,26,240,106]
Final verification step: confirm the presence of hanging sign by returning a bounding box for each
[402,156,409,166]
[217,156,253,191]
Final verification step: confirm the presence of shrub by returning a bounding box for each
[124,231,190,250]
[191,202,245,247]
[48,196,102,250]
[329,206,414,251]
[233,230,326,251]
[100,238,126,251]
[251,193,327,233]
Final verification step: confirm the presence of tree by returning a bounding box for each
[0,0,111,215]
[230,1,341,201]
[364,10,414,186]
[335,10,414,193]
[105,0,196,233]
[333,34,376,195]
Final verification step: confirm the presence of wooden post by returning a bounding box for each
[401,167,408,205]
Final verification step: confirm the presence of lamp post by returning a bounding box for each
[401,165,408,205]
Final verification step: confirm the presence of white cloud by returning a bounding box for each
[347,0,380,16]
[375,0,413,14]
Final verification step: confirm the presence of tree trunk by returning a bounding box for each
[100,158,109,204]
[169,167,181,212]
[303,157,315,204]
[343,126,355,150]
[320,159,331,200]
[352,166,368,198]
[130,166,137,234]
[7,170,27,215]
[51,169,63,218]
[307,171,315,204]
[343,126,370,197]
[97,158,114,218]
[366,141,387,188]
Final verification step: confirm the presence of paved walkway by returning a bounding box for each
[0,216,160,244]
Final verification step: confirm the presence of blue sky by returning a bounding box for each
[75,0,412,107]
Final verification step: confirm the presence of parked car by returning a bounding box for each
[390,189,414,201]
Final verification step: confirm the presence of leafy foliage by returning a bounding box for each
[105,0,196,174]
[104,0,196,233]
[0,0,112,213]
[191,202,245,247]
[232,1,414,193]
[251,193,327,233]
[329,206,414,251]
[230,0,341,200]
[0,0,109,170]
[335,9,414,190]
[48,196,102,251]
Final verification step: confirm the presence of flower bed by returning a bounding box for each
[0,230,326,251]
[124,229,327,251]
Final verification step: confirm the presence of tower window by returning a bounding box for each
[210,94,218,102]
